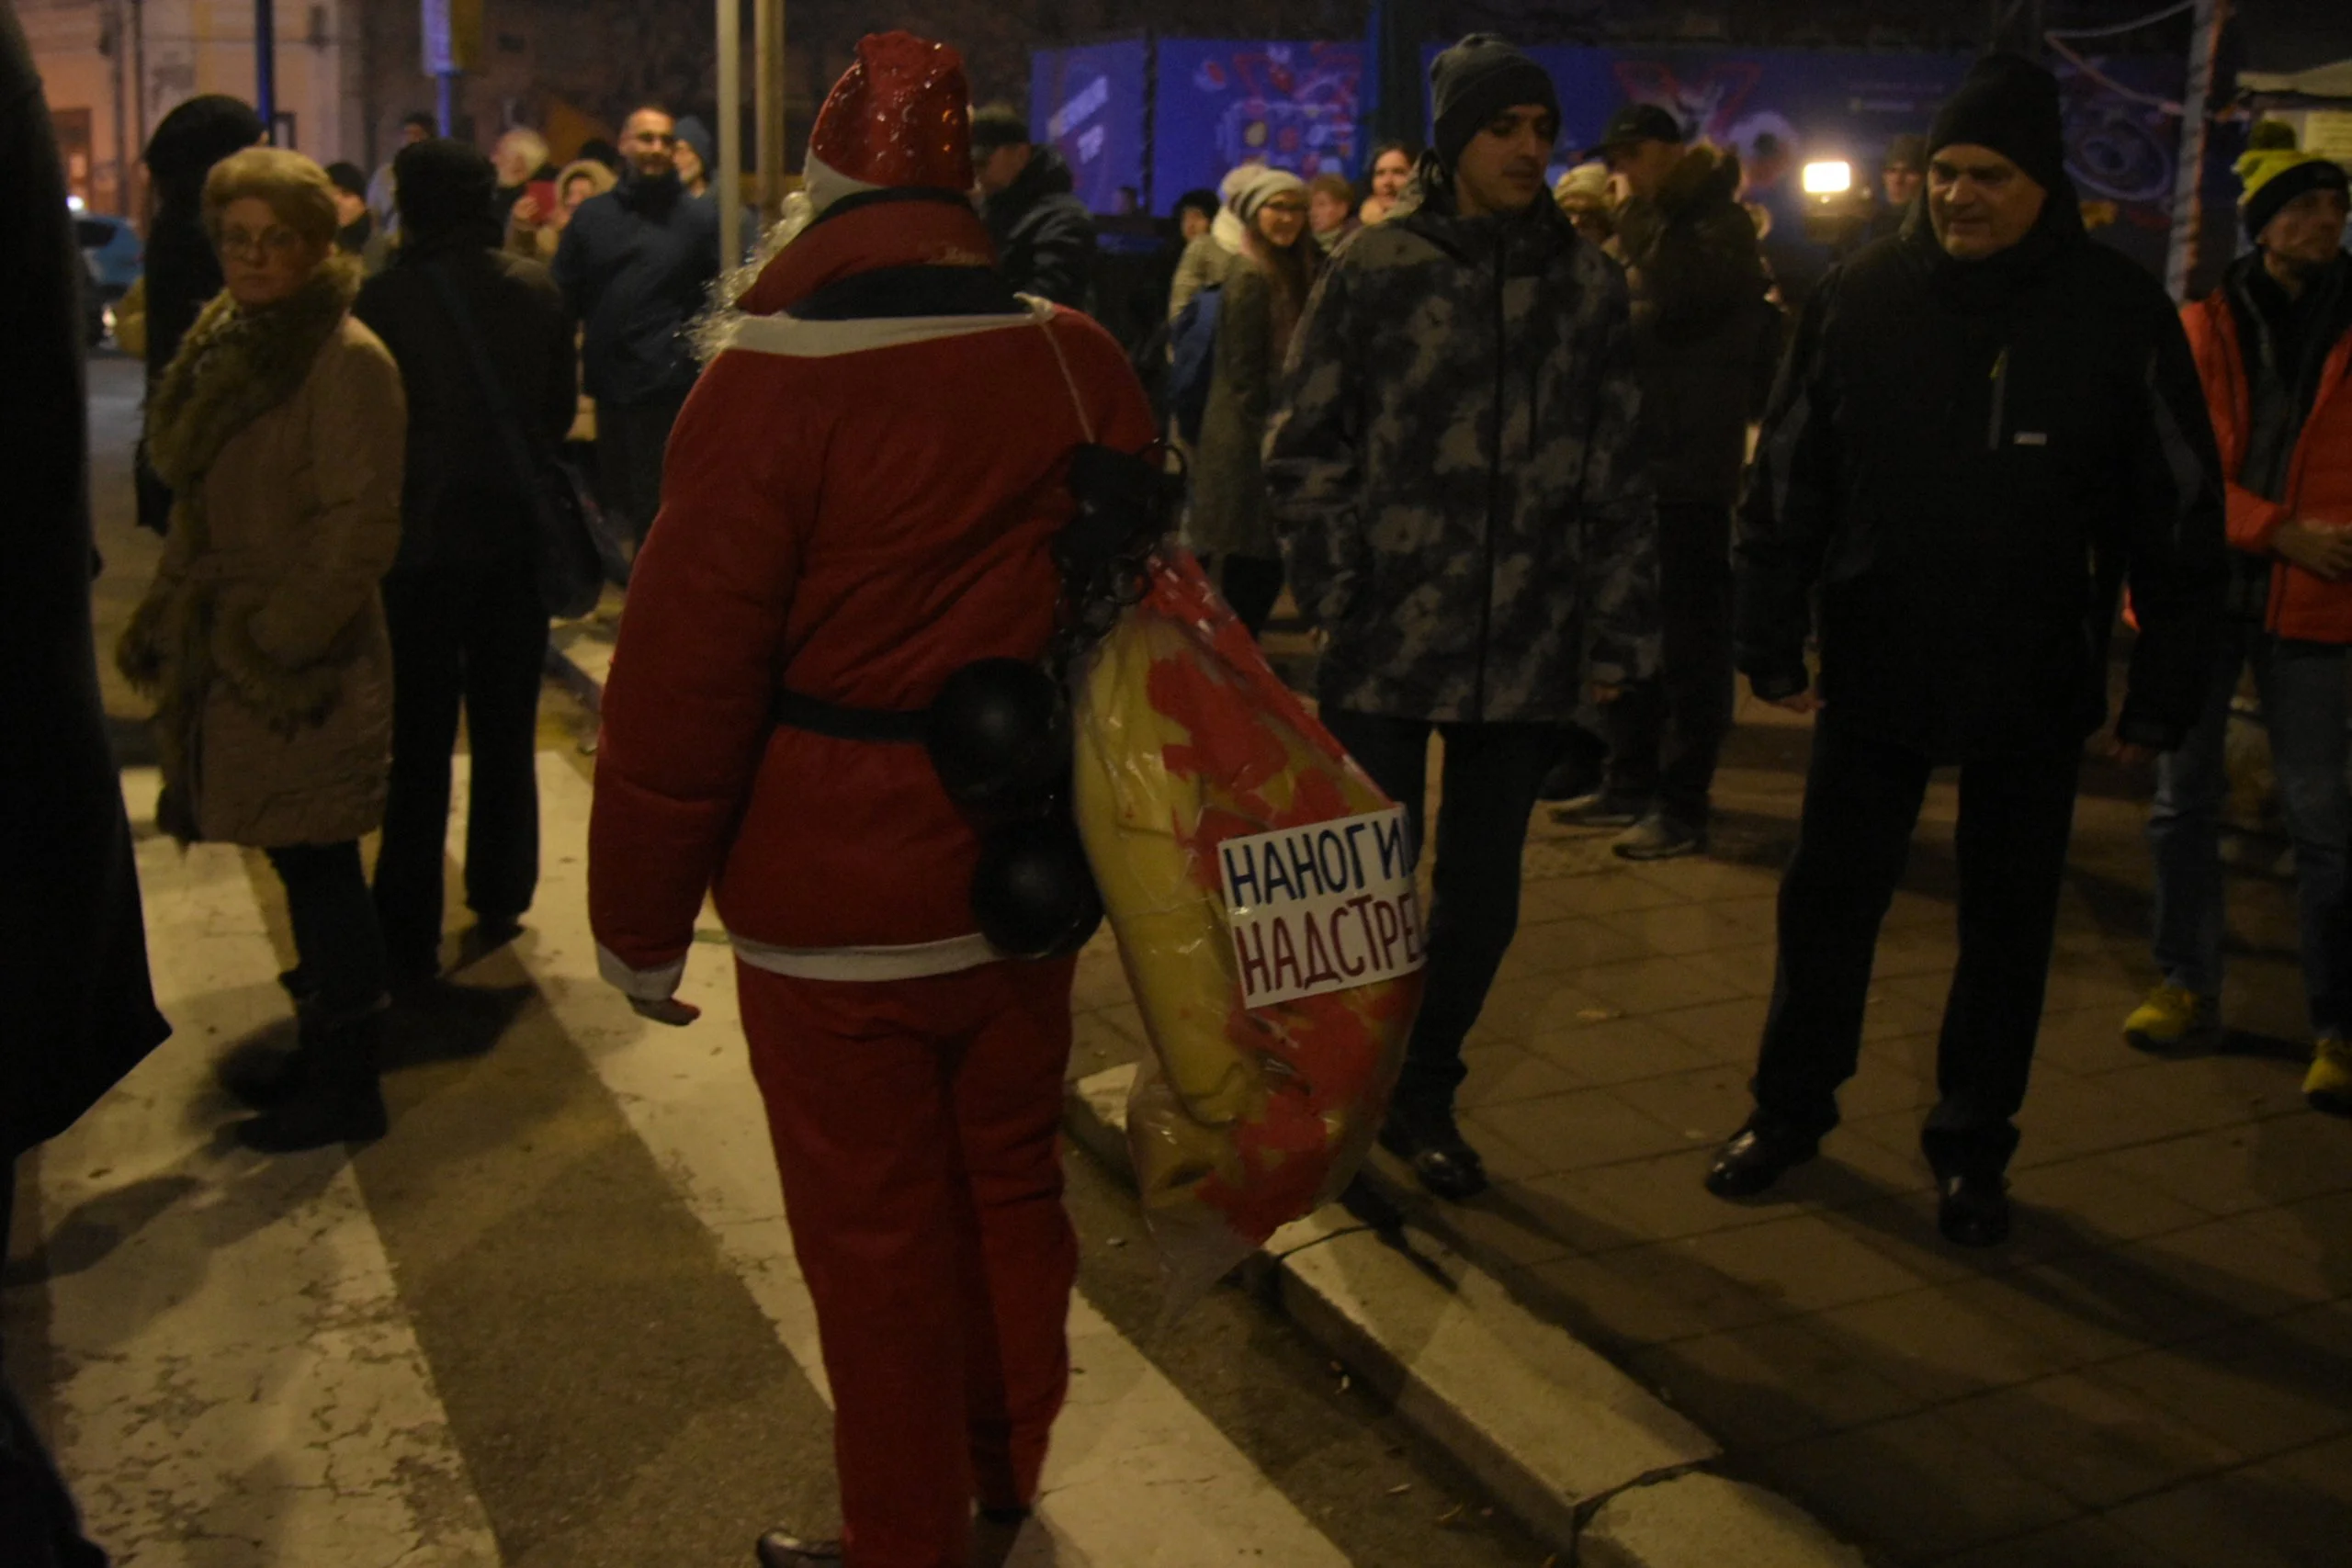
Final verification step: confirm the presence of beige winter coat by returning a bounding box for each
[128,315,407,846]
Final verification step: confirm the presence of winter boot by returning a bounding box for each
[234,1008,389,1152]
[220,987,334,1110]
[217,1040,312,1111]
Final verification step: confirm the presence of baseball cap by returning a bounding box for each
[1588,102,1683,160]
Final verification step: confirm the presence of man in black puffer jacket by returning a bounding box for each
[356,140,577,988]
[1704,54,2225,1247]
[1570,105,1777,859]
[971,104,1096,309]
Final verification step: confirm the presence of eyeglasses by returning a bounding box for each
[218,224,304,259]
[1261,198,1309,215]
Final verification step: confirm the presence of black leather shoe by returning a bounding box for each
[1703,1120,1818,1199]
[1379,1108,1489,1201]
[754,1531,843,1566]
[1938,1172,2011,1247]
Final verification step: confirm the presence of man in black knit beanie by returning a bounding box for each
[1705,53,2228,1246]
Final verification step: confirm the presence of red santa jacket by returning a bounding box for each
[590,197,1157,998]
[2181,281,2352,644]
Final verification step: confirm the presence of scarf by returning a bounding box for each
[119,254,363,840]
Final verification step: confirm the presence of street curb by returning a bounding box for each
[1067,1063,1867,1568]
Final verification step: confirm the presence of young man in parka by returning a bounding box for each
[1266,34,1658,1201]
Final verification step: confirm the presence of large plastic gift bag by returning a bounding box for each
[1071,550,1426,1308]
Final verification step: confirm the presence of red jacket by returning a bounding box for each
[590,198,1156,997]
[2180,276,2352,643]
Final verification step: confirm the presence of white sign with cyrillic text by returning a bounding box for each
[1218,807,1426,1010]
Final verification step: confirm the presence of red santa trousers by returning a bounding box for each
[737,953,1080,1568]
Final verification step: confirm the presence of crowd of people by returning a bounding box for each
[5,8,2349,1564]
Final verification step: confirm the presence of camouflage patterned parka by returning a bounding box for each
[1263,175,1658,725]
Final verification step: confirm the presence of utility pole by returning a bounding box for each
[107,0,129,211]
[2167,0,2227,299]
[255,0,277,132]
[755,0,786,228]
[130,0,147,210]
[718,0,741,268]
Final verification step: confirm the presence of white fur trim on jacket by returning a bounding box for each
[731,931,1005,983]
[804,150,884,217]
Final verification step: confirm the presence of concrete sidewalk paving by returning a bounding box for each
[1307,703,2352,1568]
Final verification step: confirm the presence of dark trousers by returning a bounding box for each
[1321,710,1559,1114]
[1216,554,1285,638]
[594,391,688,549]
[1752,718,2081,1178]
[1602,501,1736,828]
[373,566,548,980]
[266,841,388,1021]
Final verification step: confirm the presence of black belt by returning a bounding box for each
[772,688,928,745]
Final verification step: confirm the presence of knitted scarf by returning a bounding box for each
[117,254,363,840]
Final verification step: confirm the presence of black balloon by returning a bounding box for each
[972,817,1103,959]
[925,658,1070,815]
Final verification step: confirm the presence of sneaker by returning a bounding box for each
[1612,814,1705,862]
[2305,1037,2352,1117]
[1553,794,1645,830]
[2121,984,2221,1054]
[1536,756,1602,805]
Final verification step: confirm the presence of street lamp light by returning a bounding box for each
[1801,160,1852,196]
[1799,157,1868,251]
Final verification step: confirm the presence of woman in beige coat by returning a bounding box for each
[119,146,408,1153]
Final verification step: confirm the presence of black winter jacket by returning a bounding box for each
[982,148,1096,310]
[0,3,169,1160]
[1616,144,1779,508]
[355,236,577,577]
[552,168,718,406]
[1737,192,2225,761]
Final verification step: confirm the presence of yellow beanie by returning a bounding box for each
[2237,119,2349,241]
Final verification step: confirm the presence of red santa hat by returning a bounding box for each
[804,31,972,214]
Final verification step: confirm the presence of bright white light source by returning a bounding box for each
[66,192,86,212]
[1802,160,1853,196]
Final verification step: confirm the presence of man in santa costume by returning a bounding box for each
[587,33,1156,1568]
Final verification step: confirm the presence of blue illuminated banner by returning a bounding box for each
[1031,39,1151,215]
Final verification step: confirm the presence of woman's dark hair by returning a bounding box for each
[1369,140,1416,169]
[1174,186,1219,222]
